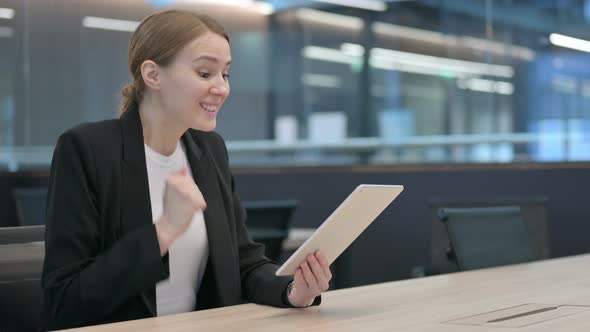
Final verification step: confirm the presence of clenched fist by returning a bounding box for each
[155,166,207,256]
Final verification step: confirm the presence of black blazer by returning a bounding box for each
[41,105,316,330]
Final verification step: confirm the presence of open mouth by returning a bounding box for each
[200,103,219,112]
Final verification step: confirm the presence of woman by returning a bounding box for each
[42,9,331,330]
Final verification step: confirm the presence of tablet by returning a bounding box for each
[275,184,404,276]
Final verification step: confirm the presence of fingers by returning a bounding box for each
[315,252,332,282]
[307,253,330,292]
[166,169,207,211]
[300,260,319,293]
[294,268,306,289]
[192,185,207,210]
[171,166,187,175]
[184,181,205,210]
[168,166,187,179]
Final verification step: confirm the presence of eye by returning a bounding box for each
[198,71,210,78]
[223,74,230,81]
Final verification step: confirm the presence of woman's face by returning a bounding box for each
[158,31,231,132]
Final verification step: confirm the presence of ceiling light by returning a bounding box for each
[82,16,140,32]
[0,8,14,19]
[309,0,386,11]
[296,8,364,30]
[550,33,590,53]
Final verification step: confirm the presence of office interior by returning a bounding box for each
[1,0,590,331]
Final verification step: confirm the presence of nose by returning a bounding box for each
[210,77,230,98]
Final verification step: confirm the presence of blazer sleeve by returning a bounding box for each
[42,130,168,330]
[212,133,320,308]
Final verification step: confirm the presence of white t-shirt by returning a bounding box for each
[144,141,209,316]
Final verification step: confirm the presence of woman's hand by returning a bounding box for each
[287,251,332,307]
[156,167,206,256]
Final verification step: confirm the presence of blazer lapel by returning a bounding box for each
[118,106,240,312]
[182,132,241,306]
[119,104,159,316]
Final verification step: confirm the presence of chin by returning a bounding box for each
[191,120,217,132]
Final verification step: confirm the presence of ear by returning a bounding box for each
[140,60,160,91]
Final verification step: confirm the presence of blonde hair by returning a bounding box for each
[119,10,229,114]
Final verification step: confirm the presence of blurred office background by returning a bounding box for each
[1,2,590,325]
[0,0,589,168]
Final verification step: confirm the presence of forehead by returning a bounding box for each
[178,32,231,64]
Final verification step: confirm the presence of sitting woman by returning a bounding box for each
[42,9,331,330]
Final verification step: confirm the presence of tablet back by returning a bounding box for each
[276,184,403,276]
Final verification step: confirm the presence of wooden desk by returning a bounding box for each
[63,254,590,331]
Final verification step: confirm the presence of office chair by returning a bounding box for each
[243,200,297,262]
[0,242,45,332]
[0,224,46,331]
[0,225,45,245]
[13,188,48,226]
[438,206,534,271]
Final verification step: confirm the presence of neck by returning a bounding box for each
[139,96,186,156]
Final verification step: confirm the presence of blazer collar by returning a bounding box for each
[119,104,160,315]
[181,131,240,307]
[120,103,203,164]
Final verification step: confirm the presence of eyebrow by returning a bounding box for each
[193,55,232,66]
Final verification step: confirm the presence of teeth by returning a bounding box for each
[200,103,218,112]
